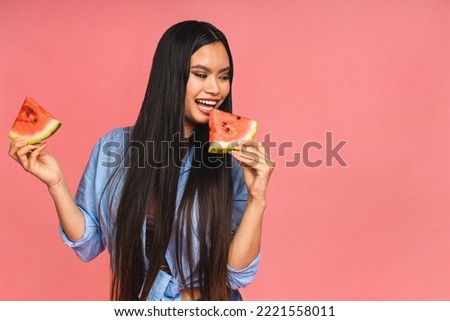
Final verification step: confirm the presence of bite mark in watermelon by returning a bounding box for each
[208,109,258,153]
[8,97,62,144]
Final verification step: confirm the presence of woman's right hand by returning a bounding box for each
[9,138,86,242]
[8,138,64,189]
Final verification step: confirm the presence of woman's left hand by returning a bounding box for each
[231,141,275,201]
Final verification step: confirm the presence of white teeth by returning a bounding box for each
[198,105,213,112]
[196,99,217,106]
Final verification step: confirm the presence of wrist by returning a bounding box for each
[247,196,267,209]
[47,177,67,195]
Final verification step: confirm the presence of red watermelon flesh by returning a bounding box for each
[8,97,62,144]
[208,109,258,153]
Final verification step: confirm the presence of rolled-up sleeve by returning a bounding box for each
[227,252,261,289]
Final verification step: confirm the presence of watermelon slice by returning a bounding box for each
[208,109,258,153]
[8,97,62,144]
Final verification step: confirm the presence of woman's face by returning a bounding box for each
[184,42,231,136]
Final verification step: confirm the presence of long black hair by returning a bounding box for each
[110,20,235,300]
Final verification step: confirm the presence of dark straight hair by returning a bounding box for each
[110,20,235,300]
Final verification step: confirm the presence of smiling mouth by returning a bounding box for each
[195,99,218,113]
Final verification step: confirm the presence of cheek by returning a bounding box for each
[221,82,231,97]
[185,77,201,98]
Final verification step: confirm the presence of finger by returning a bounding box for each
[233,140,260,152]
[240,140,260,148]
[15,143,44,169]
[233,145,276,168]
[231,149,255,162]
[236,141,267,156]
[231,150,260,168]
[28,142,48,169]
[8,138,28,161]
[244,141,276,168]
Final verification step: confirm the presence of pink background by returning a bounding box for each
[1,0,450,300]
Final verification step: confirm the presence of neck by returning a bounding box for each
[184,124,195,138]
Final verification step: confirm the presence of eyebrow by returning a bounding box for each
[190,64,230,73]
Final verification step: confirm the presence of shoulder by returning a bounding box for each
[93,126,134,155]
[97,126,133,146]
[84,126,134,168]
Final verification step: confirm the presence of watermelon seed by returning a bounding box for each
[225,128,230,132]
[236,116,241,120]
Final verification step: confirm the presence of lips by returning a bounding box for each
[195,99,219,114]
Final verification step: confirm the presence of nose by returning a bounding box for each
[205,77,220,96]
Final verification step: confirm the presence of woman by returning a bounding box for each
[8,20,274,301]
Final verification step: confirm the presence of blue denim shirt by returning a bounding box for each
[59,127,260,300]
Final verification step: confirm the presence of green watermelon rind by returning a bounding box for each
[208,120,258,153]
[8,119,62,145]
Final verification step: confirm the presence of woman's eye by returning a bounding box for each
[193,73,207,79]
[219,75,230,81]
